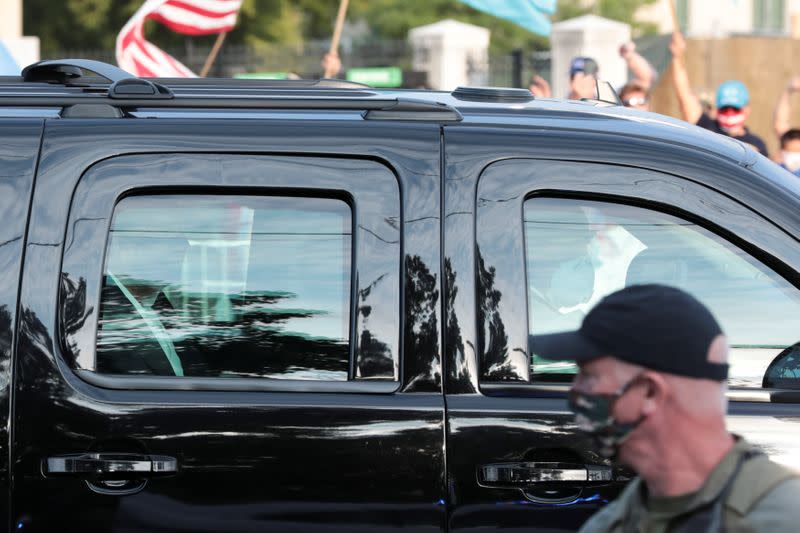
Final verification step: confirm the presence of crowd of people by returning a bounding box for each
[529,32,800,177]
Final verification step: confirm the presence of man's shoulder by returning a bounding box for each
[728,455,799,525]
[578,479,641,533]
[738,477,800,531]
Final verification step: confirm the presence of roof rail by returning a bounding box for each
[2,59,462,121]
[154,77,371,90]
[22,59,134,84]
[0,93,460,117]
[17,59,370,90]
[22,59,175,100]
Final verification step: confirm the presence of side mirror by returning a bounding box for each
[763,343,800,389]
[595,79,622,106]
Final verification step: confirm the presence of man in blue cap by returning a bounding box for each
[670,32,768,157]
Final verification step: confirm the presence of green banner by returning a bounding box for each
[346,67,403,88]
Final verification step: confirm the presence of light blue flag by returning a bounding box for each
[0,41,20,75]
[459,0,557,36]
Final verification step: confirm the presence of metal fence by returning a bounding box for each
[52,39,411,80]
[51,39,547,89]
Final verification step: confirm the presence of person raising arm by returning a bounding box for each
[619,42,657,111]
[669,31,703,124]
[620,41,656,92]
[669,31,768,157]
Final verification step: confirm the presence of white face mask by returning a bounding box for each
[782,151,800,173]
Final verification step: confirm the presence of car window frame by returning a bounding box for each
[474,158,800,403]
[59,153,402,393]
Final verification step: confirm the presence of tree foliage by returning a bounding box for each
[24,0,659,56]
[556,0,659,36]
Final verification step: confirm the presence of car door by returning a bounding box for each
[443,125,800,531]
[12,117,445,532]
[0,116,44,530]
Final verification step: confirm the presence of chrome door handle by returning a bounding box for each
[44,453,178,496]
[45,453,177,475]
[478,462,612,487]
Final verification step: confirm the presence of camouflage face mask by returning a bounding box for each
[568,375,646,460]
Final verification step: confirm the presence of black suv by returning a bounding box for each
[2,59,800,532]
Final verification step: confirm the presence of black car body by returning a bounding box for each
[1,60,799,531]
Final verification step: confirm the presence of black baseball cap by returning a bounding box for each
[529,284,728,381]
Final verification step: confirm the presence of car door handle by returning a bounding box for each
[478,461,612,487]
[45,453,178,476]
[44,453,178,496]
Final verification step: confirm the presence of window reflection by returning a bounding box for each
[97,195,352,380]
[524,197,800,388]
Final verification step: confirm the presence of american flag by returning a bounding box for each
[116,0,243,78]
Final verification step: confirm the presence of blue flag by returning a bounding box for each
[0,41,19,75]
[459,0,557,36]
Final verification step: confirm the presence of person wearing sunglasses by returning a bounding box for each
[529,284,799,533]
[620,81,651,111]
[670,31,768,157]
[619,41,656,111]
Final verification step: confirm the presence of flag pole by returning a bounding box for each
[324,0,349,78]
[200,31,228,77]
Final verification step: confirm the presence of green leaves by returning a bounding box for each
[24,0,659,58]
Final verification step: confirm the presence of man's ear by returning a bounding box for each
[742,105,751,118]
[640,371,667,415]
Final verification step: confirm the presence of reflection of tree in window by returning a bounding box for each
[60,273,93,365]
[355,272,392,379]
[404,255,440,389]
[477,247,513,380]
[96,195,352,381]
[444,258,470,385]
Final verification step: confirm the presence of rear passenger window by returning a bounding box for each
[524,197,800,388]
[96,194,352,381]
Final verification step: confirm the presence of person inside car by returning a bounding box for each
[530,284,800,532]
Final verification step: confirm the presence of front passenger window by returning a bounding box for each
[523,197,800,388]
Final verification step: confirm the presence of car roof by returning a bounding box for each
[5,59,800,211]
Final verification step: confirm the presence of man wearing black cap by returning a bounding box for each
[530,284,799,532]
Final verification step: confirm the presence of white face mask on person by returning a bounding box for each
[782,151,800,173]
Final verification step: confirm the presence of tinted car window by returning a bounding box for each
[524,197,800,387]
[97,194,352,380]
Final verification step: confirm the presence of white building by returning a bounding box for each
[0,0,39,73]
[550,15,631,98]
[408,19,490,90]
[635,0,800,37]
